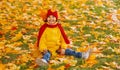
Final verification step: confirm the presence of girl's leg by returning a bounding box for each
[65,48,92,59]
[42,51,51,62]
[36,51,51,66]
[65,49,82,58]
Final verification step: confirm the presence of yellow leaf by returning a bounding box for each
[95,0,103,6]
[19,55,29,63]
[109,62,118,68]
[104,38,110,43]
[5,47,13,53]
[101,66,111,70]
[117,9,120,14]
[114,47,120,54]
[31,49,41,58]
[86,59,98,67]
[81,54,98,67]
[0,63,5,70]
[117,13,120,20]
[0,42,5,49]
[80,41,89,47]
[56,66,65,70]
[11,32,23,42]
[6,63,18,70]
[88,54,96,60]
[8,0,14,2]
[48,66,54,70]
[13,42,23,47]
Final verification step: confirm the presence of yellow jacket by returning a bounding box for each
[39,26,67,56]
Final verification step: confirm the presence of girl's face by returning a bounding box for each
[47,15,57,25]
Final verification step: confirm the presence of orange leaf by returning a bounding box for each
[48,67,54,70]
[0,63,5,70]
[39,9,47,21]
[65,64,71,69]
[0,30,4,35]
[11,26,17,30]
[88,54,96,60]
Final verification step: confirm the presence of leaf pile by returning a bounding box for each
[0,0,120,70]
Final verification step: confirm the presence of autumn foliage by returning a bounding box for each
[0,0,120,70]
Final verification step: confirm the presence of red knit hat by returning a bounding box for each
[46,9,58,20]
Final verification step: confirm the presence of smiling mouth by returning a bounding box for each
[49,20,54,22]
[48,20,57,25]
[49,20,55,22]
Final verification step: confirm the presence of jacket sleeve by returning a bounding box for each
[39,32,47,52]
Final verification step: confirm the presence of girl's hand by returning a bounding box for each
[60,49,65,55]
[56,48,65,55]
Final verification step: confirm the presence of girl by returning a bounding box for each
[36,9,92,66]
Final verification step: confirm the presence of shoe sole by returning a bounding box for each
[82,48,92,60]
[35,58,48,66]
[86,48,93,59]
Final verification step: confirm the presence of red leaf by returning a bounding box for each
[11,26,17,30]
[65,64,71,69]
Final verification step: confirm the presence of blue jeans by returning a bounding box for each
[42,49,82,62]
[65,49,82,58]
[42,51,51,62]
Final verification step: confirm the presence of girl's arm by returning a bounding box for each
[39,32,47,53]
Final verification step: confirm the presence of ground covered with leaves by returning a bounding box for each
[0,0,120,70]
